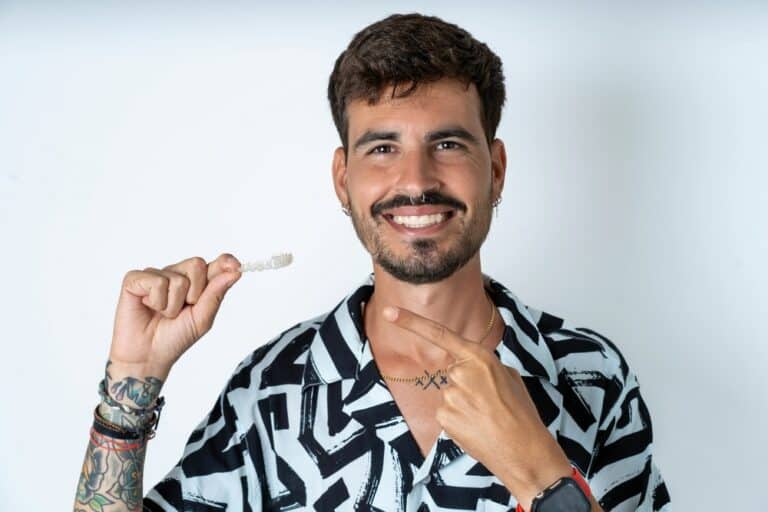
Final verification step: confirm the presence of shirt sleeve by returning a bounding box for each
[142,376,263,511]
[587,369,671,511]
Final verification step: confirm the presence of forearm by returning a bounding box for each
[74,425,147,511]
[74,363,164,512]
[495,438,603,512]
[589,493,604,512]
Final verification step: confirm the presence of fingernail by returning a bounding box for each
[382,306,398,321]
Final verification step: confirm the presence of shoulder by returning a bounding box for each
[529,304,629,381]
[224,310,330,394]
[524,304,635,420]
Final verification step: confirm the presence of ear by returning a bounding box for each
[489,138,507,202]
[331,146,349,207]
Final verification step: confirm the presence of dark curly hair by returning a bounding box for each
[328,13,506,153]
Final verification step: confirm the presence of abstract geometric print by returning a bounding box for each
[144,274,671,511]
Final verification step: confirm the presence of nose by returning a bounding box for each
[392,148,442,199]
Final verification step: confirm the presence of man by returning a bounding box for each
[74,13,671,512]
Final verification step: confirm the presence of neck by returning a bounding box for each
[363,253,502,366]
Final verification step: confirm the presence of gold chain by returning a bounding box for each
[379,294,496,384]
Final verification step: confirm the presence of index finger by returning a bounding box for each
[382,306,476,359]
[163,253,240,304]
[206,253,241,281]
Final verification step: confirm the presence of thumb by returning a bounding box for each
[190,271,239,336]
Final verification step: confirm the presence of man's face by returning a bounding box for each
[332,78,506,284]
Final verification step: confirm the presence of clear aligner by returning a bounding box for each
[238,252,293,272]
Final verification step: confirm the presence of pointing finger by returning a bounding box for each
[382,306,475,359]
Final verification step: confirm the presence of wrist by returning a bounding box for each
[95,388,166,441]
[509,459,573,512]
[97,400,152,430]
[515,466,593,512]
[105,359,170,392]
[103,360,165,409]
[97,360,167,439]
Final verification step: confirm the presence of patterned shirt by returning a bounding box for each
[143,274,671,511]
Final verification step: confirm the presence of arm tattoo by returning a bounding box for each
[109,375,162,409]
[73,361,163,511]
[100,361,163,429]
[105,360,163,409]
[75,431,147,511]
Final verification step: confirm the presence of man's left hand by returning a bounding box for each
[382,305,576,511]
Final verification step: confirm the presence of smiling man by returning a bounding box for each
[74,13,671,512]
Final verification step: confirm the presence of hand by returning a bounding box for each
[382,305,573,511]
[107,253,242,387]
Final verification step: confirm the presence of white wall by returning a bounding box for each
[1,2,765,510]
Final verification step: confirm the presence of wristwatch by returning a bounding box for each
[516,466,592,512]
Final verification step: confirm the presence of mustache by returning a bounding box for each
[371,191,467,217]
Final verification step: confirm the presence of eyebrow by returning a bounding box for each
[352,130,399,152]
[425,127,480,146]
[352,126,481,153]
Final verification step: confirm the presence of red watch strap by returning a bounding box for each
[515,466,592,512]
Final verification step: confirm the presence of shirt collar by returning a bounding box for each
[301,273,559,391]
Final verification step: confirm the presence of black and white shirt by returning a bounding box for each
[144,274,671,511]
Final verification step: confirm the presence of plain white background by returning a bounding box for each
[1,2,766,510]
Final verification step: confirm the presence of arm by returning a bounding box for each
[74,369,162,512]
[587,369,671,511]
[589,493,605,512]
[73,253,242,512]
[76,434,147,512]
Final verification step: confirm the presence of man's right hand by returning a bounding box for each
[106,253,242,392]
[73,254,242,512]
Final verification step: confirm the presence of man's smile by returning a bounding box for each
[381,205,456,235]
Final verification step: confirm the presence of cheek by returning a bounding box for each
[347,172,391,211]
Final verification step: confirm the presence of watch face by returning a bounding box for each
[531,478,591,512]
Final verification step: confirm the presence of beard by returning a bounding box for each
[348,189,494,285]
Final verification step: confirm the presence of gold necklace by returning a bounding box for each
[378,294,497,385]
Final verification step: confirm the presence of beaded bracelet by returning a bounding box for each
[97,378,162,420]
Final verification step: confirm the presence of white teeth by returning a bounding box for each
[391,213,446,228]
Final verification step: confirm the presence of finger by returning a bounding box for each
[190,266,239,337]
[138,268,187,318]
[446,361,473,385]
[207,253,242,282]
[163,256,208,305]
[382,306,475,359]
[145,268,191,318]
[122,269,168,312]
[441,385,476,411]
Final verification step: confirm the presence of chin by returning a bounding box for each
[375,244,476,285]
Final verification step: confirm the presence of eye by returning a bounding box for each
[436,140,464,151]
[369,144,394,154]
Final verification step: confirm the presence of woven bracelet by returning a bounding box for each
[92,406,143,440]
[92,404,163,441]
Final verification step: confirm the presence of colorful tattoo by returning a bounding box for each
[75,430,147,511]
[74,361,164,511]
[105,361,163,409]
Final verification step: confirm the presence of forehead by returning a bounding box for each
[346,78,484,139]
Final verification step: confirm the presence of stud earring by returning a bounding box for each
[341,204,351,216]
